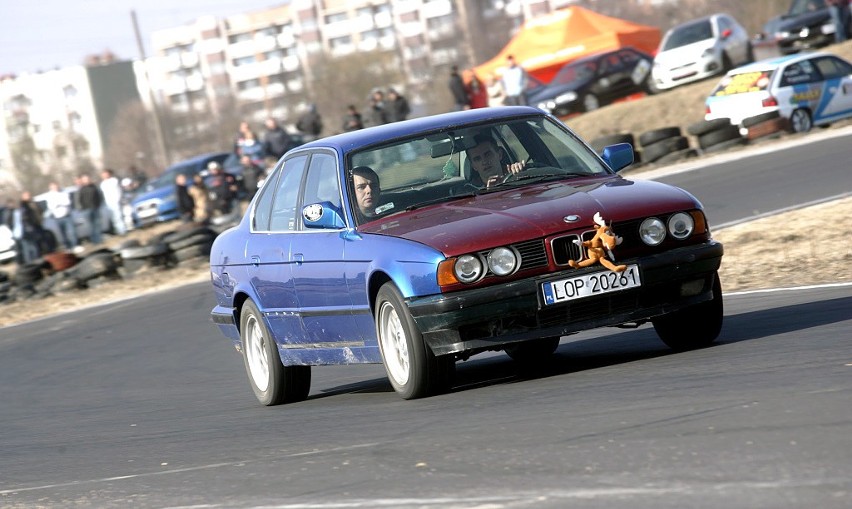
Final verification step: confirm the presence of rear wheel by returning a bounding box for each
[652,272,723,351]
[789,108,813,133]
[376,283,453,399]
[240,299,311,405]
[582,93,600,112]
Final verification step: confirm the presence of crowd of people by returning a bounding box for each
[448,54,527,111]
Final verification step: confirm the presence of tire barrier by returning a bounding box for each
[638,126,698,165]
[0,227,220,305]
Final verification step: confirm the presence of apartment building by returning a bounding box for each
[141,0,577,129]
[0,60,141,190]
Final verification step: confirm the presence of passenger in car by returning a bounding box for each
[466,134,526,188]
[351,166,382,221]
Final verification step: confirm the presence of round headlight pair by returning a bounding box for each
[639,212,694,246]
[453,247,519,283]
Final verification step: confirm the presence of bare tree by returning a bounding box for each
[103,100,159,177]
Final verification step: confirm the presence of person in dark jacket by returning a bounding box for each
[175,173,195,223]
[342,104,364,132]
[238,154,264,202]
[296,104,323,141]
[366,90,388,127]
[77,173,104,245]
[10,191,44,264]
[261,118,293,160]
[206,161,238,216]
[385,88,411,122]
[448,65,469,111]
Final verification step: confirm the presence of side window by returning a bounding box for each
[302,152,341,209]
[252,159,285,231]
[780,61,821,86]
[814,57,852,79]
[268,155,308,232]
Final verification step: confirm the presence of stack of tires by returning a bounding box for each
[742,111,787,141]
[687,118,747,154]
[638,126,697,165]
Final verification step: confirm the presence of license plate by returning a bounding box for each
[541,264,641,306]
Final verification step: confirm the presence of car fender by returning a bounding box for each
[356,233,445,301]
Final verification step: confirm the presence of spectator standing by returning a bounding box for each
[188,175,209,225]
[487,73,506,107]
[175,174,195,223]
[261,118,293,161]
[239,154,265,202]
[10,191,44,264]
[828,0,850,42]
[501,55,528,106]
[296,104,324,141]
[77,173,104,245]
[100,168,126,236]
[385,88,411,122]
[236,130,265,166]
[43,182,79,252]
[366,89,389,127]
[448,65,469,110]
[342,104,364,132]
[465,71,489,109]
[233,121,253,155]
[206,161,238,217]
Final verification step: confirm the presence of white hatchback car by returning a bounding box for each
[652,13,753,91]
[704,52,852,132]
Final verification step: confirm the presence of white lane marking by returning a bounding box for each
[726,281,852,297]
[0,443,380,495]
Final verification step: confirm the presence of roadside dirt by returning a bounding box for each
[1,195,849,329]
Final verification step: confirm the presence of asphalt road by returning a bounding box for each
[1,134,851,508]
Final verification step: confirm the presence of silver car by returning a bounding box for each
[652,13,753,91]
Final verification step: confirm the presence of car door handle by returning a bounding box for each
[250,255,260,266]
[293,253,304,265]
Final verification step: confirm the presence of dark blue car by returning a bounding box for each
[131,152,229,227]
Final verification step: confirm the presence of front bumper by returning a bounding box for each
[407,241,723,356]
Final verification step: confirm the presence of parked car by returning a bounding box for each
[652,13,753,91]
[208,107,725,405]
[763,0,837,55]
[704,52,852,132]
[131,152,229,227]
[529,47,654,116]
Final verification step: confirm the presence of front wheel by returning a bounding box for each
[652,272,723,351]
[789,108,813,133]
[376,283,453,399]
[582,93,600,112]
[240,299,311,405]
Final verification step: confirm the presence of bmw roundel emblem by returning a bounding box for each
[563,214,580,223]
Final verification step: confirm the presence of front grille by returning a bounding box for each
[514,239,548,270]
[551,234,582,265]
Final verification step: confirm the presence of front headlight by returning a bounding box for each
[668,212,694,240]
[640,217,666,246]
[555,91,578,104]
[454,254,484,283]
[487,247,518,276]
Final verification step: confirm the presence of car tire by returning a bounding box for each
[721,52,733,72]
[168,232,216,251]
[72,252,119,282]
[590,133,635,154]
[14,263,44,285]
[652,272,723,351]
[172,242,213,263]
[686,118,731,137]
[702,136,748,154]
[789,108,813,133]
[742,110,780,128]
[698,125,742,149]
[582,93,600,112]
[655,147,699,165]
[119,242,169,261]
[505,337,560,363]
[643,135,690,163]
[638,127,681,147]
[240,299,311,406]
[375,282,452,399]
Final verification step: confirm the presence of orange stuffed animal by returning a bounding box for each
[568,212,627,273]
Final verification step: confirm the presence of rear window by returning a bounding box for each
[662,20,713,50]
[711,70,774,96]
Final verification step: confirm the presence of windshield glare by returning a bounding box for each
[347,117,611,224]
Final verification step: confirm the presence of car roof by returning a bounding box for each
[293,106,547,153]
[724,52,834,74]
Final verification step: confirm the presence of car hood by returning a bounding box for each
[527,82,584,104]
[655,41,715,66]
[774,10,829,32]
[132,184,174,205]
[359,176,700,257]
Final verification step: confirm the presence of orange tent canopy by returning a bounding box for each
[475,6,662,84]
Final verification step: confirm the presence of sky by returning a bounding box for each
[0,0,286,75]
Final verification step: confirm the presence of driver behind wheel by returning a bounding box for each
[466,133,526,189]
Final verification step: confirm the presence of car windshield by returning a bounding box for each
[789,0,826,16]
[710,70,774,96]
[662,20,714,50]
[552,60,597,85]
[347,116,611,225]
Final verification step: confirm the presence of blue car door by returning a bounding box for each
[811,56,852,123]
[290,152,364,356]
[247,155,308,345]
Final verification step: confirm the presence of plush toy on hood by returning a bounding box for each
[568,212,627,273]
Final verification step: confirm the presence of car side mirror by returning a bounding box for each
[302,202,345,229]
[601,143,634,172]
